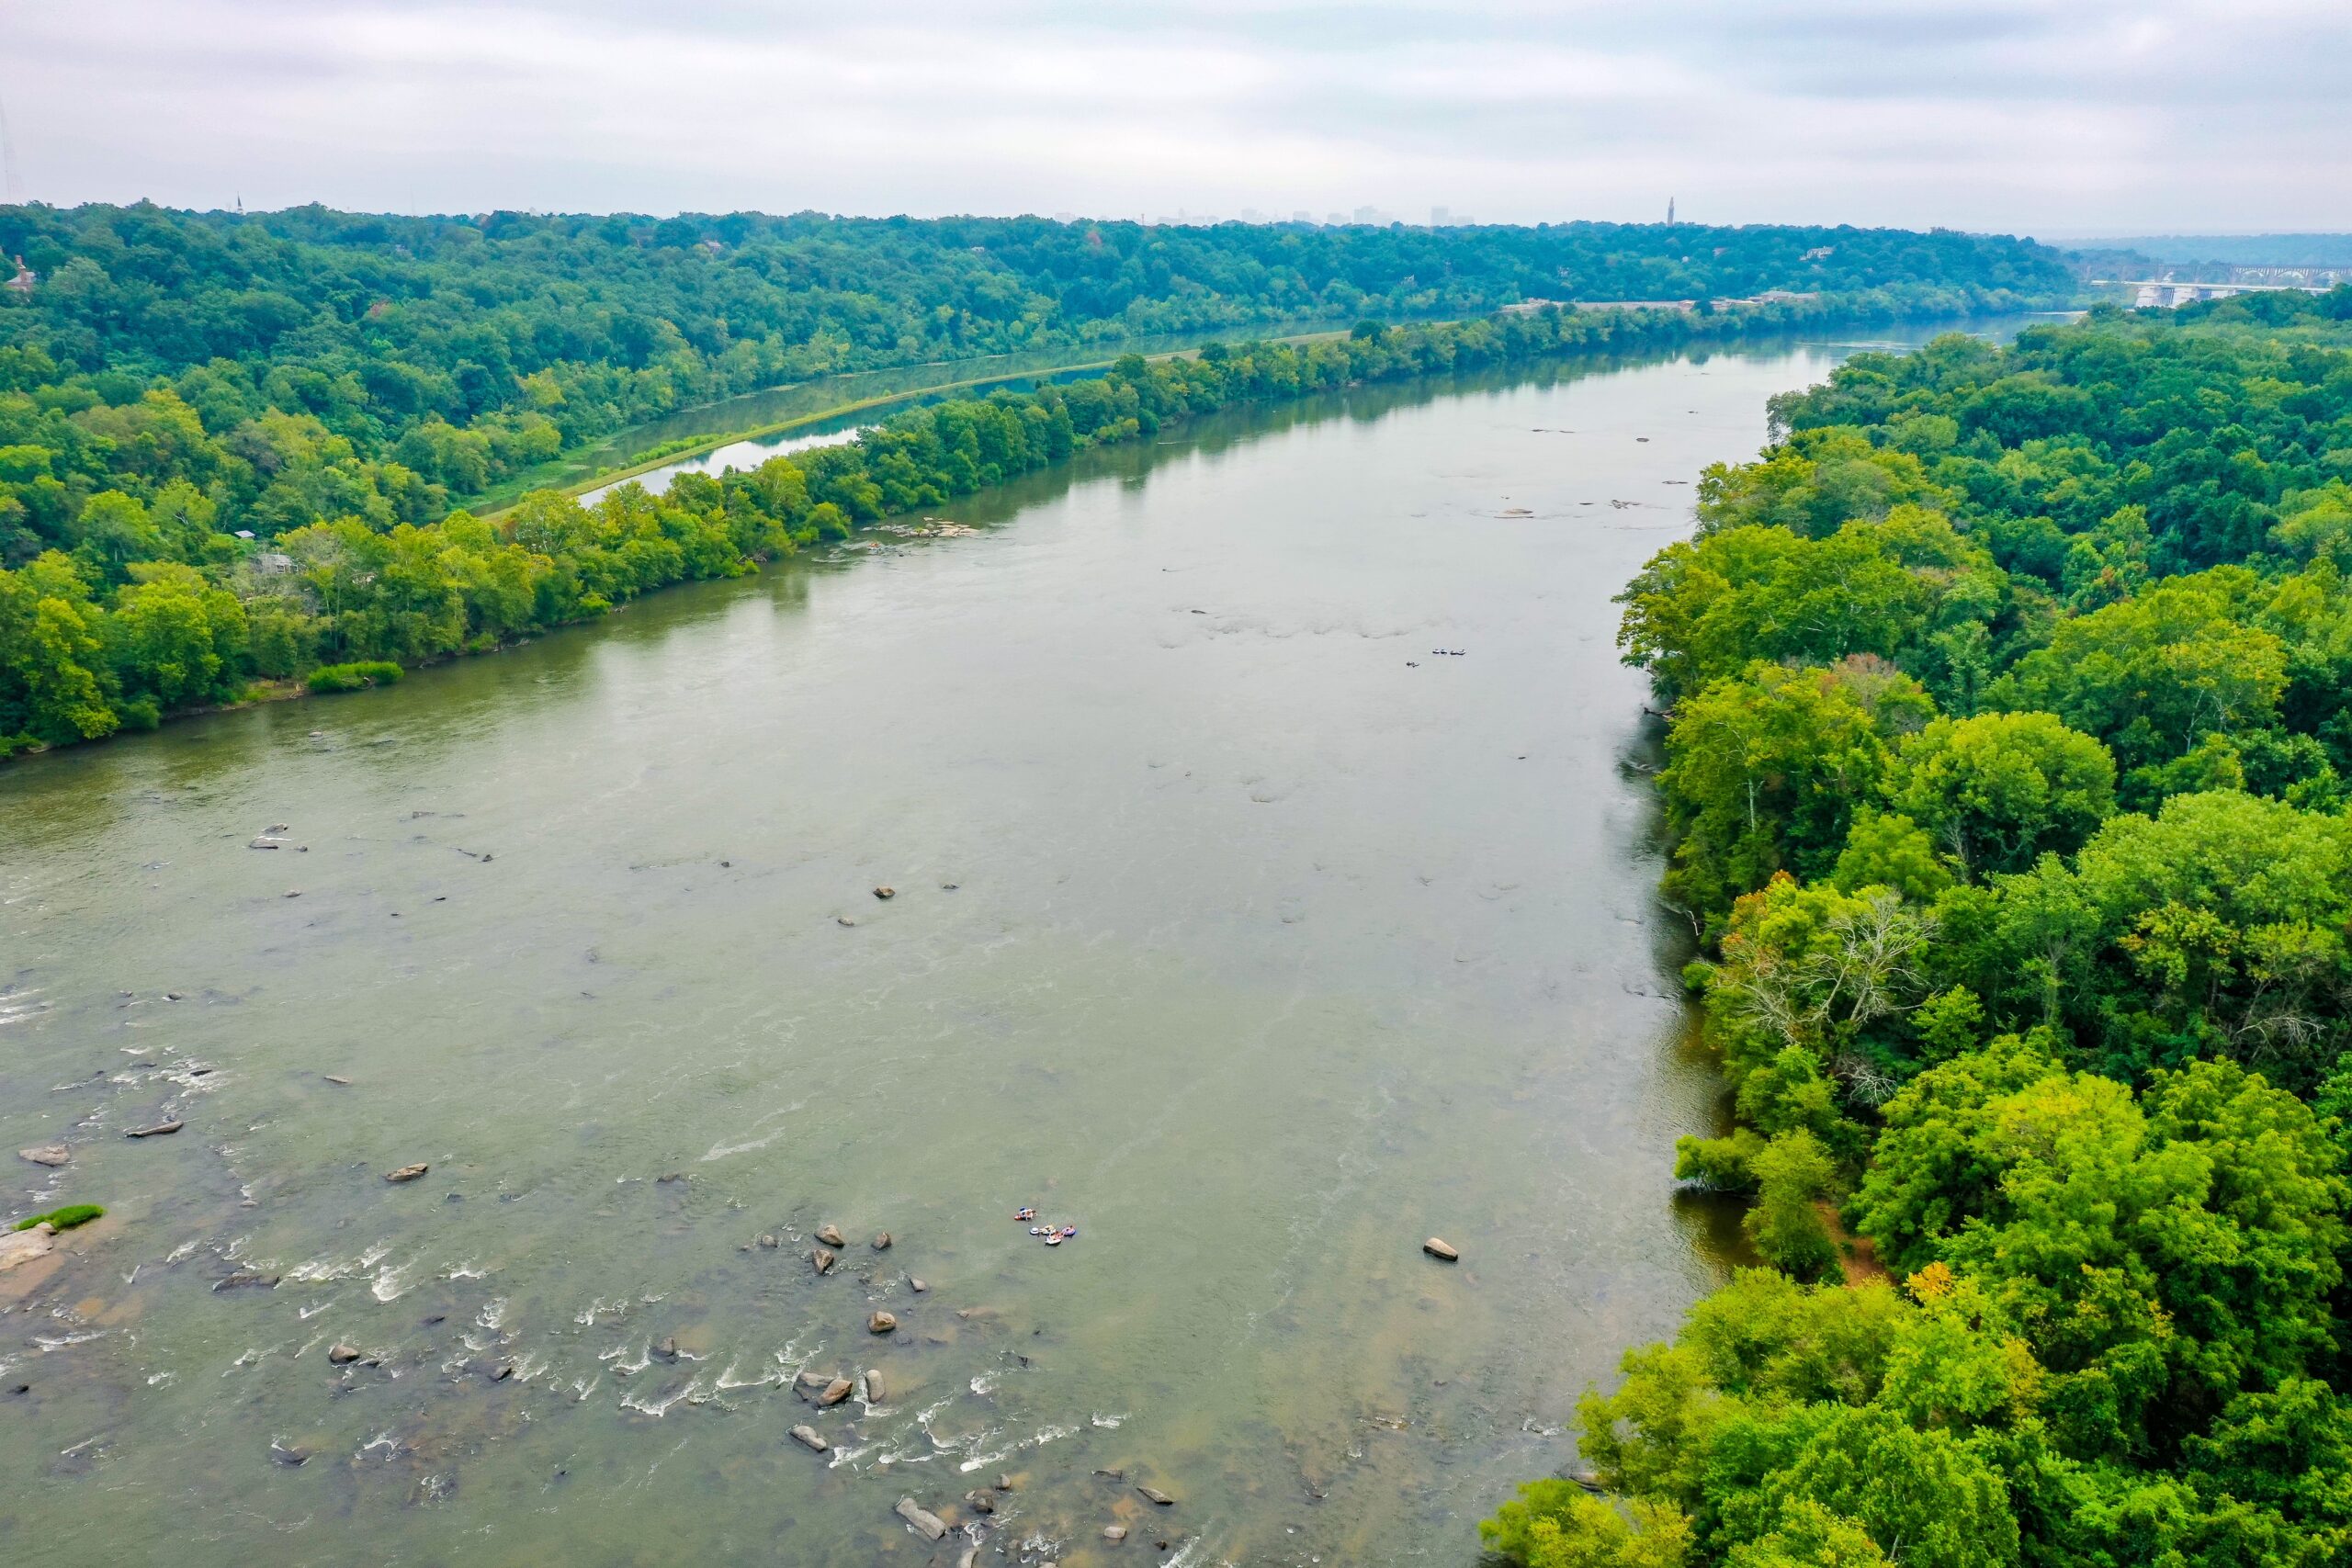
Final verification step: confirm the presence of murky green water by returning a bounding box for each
[1,328,1988,1565]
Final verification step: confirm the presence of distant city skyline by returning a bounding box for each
[0,1,2344,234]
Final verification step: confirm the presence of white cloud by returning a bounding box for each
[0,0,2343,232]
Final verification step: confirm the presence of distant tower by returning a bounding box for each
[1667,197,1676,225]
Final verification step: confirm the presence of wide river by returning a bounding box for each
[0,324,2007,1565]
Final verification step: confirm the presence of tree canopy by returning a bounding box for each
[1498,288,2352,1568]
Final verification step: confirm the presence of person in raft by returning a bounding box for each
[1014,1207,1036,1221]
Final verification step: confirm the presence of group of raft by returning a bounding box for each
[1012,1206,1079,1247]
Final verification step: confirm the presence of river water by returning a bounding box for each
[1,326,1993,1565]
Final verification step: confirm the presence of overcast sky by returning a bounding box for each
[0,0,2343,236]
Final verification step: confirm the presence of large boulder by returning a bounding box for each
[0,1223,55,1275]
[894,1497,948,1540]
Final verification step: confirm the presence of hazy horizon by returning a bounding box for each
[1,1,2345,236]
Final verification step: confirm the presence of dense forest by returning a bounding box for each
[0,203,2065,548]
[0,205,2069,759]
[1483,288,2352,1566]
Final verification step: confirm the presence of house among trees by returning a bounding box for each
[4,256,34,296]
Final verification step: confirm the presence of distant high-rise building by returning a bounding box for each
[1354,205,1379,224]
[1668,197,1676,225]
[1327,212,1347,226]
[1430,206,1451,227]
[1293,209,1313,224]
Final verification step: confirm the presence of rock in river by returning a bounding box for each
[870,1231,891,1251]
[790,1425,829,1452]
[815,1224,845,1247]
[863,1369,885,1404]
[1137,1484,1176,1506]
[17,1145,70,1168]
[868,1311,898,1335]
[212,1270,279,1292]
[812,1247,836,1274]
[328,1343,361,1364]
[126,1120,183,1138]
[1423,1237,1460,1261]
[873,886,895,900]
[387,1163,430,1182]
[1105,1525,1129,1542]
[894,1497,948,1541]
[819,1377,854,1406]
[0,1223,55,1276]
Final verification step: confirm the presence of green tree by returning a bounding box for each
[1884,712,2116,878]
[1985,580,2285,773]
[1660,660,1931,921]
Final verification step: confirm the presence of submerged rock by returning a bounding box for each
[816,1224,845,1247]
[758,1233,779,1249]
[1137,1484,1176,1506]
[795,1370,831,1394]
[387,1163,429,1182]
[965,1488,994,1516]
[790,1424,829,1452]
[213,1270,279,1292]
[17,1145,69,1168]
[1422,1237,1460,1261]
[894,1497,949,1541]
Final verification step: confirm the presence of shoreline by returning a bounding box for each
[0,301,2058,771]
[471,323,1378,517]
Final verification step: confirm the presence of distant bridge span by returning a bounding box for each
[2095,278,2336,309]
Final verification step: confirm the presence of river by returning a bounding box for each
[0,324,2011,1565]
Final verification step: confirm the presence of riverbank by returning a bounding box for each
[466,315,1435,515]
[0,289,2063,766]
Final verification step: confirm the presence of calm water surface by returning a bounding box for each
[1,330,1981,1565]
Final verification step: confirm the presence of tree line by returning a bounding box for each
[0,201,2069,566]
[0,286,2031,758]
[1484,286,2352,1566]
